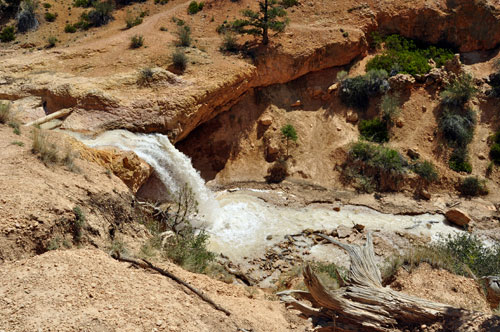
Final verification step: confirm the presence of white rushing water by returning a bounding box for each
[76,130,461,262]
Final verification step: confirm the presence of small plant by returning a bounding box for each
[440,73,478,107]
[44,12,56,22]
[172,48,187,71]
[72,206,85,243]
[489,130,500,165]
[11,141,24,147]
[138,67,154,85]
[176,24,191,47]
[17,0,39,33]
[449,148,472,173]
[0,102,11,123]
[0,26,16,42]
[266,159,288,183]
[47,237,62,250]
[9,121,21,135]
[358,118,389,143]
[64,24,77,33]
[339,69,389,110]
[439,109,476,148]
[342,31,349,38]
[412,160,438,183]
[43,2,51,8]
[31,127,58,165]
[459,176,488,196]
[380,93,401,126]
[125,12,142,28]
[130,34,144,48]
[47,35,57,47]
[220,32,238,53]
[280,0,298,8]
[281,124,298,158]
[87,0,114,27]
[187,0,203,15]
[73,0,91,7]
[159,26,167,31]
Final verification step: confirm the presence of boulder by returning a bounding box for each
[407,148,420,160]
[388,74,415,90]
[336,225,352,238]
[445,208,471,227]
[346,111,358,123]
[258,116,273,126]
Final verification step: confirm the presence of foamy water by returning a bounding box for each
[75,130,462,261]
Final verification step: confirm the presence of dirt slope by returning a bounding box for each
[0,248,309,332]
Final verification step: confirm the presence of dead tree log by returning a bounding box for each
[278,232,491,332]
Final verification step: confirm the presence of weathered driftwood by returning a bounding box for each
[278,232,485,332]
[24,108,73,127]
[111,253,231,316]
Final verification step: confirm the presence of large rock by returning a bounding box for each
[72,140,152,194]
[445,208,472,227]
[388,74,415,90]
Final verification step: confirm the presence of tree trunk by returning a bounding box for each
[278,233,498,331]
[262,0,269,45]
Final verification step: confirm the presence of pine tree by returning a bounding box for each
[231,0,289,45]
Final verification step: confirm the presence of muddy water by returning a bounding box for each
[73,130,462,265]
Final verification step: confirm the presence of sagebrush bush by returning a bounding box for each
[87,1,114,27]
[489,131,500,165]
[164,228,215,273]
[280,0,298,7]
[220,32,238,53]
[365,34,454,76]
[0,102,11,124]
[47,35,57,47]
[176,24,191,46]
[138,67,154,85]
[345,141,408,192]
[0,26,16,42]
[487,71,500,97]
[439,109,476,148]
[172,48,187,71]
[44,12,56,22]
[358,118,389,143]
[382,233,500,282]
[449,148,472,173]
[125,11,142,28]
[412,160,439,183]
[64,24,77,33]
[339,69,389,109]
[459,176,488,196]
[73,0,91,7]
[17,0,38,32]
[31,128,58,165]
[187,0,203,14]
[440,73,478,107]
[266,159,288,183]
[380,93,401,126]
[130,34,143,48]
[72,206,85,243]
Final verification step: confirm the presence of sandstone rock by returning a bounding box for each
[9,97,45,124]
[332,206,340,212]
[346,111,358,123]
[353,224,365,232]
[445,208,472,227]
[388,74,415,90]
[420,189,431,200]
[291,100,302,107]
[336,225,352,238]
[259,116,273,126]
[444,54,463,75]
[407,148,420,160]
[426,68,446,85]
[72,141,152,193]
[309,87,323,98]
[422,105,427,112]
[478,153,486,160]
[327,83,339,93]
[396,119,403,128]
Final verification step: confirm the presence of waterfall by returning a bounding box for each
[77,130,220,227]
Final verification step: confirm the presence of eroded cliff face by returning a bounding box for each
[1,0,500,142]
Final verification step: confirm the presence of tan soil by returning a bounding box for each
[390,263,491,313]
[0,248,309,331]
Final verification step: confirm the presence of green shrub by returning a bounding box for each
[280,0,298,8]
[44,12,56,22]
[339,69,389,109]
[172,48,187,71]
[73,0,92,7]
[0,102,10,123]
[266,159,288,183]
[72,206,85,243]
[187,0,203,14]
[87,1,114,27]
[440,74,477,107]
[130,34,143,48]
[412,160,438,183]
[489,131,500,165]
[43,2,51,8]
[64,23,77,33]
[125,11,142,28]
[459,176,488,196]
[449,148,472,173]
[358,118,389,143]
[47,35,57,47]
[0,26,16,42]
[487,71,500,97]
[9,121,20,135]
[382,233,500,282]
[439,109,475,148]
[17,0,38,32]
[380,93,401,126]
[365,34,454,76]
[281,124,298,158]
[176,24,191,46]
[345,141,408,191]
[164,228,214,273]
[220,32,238,53]
[138,67,154,85]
